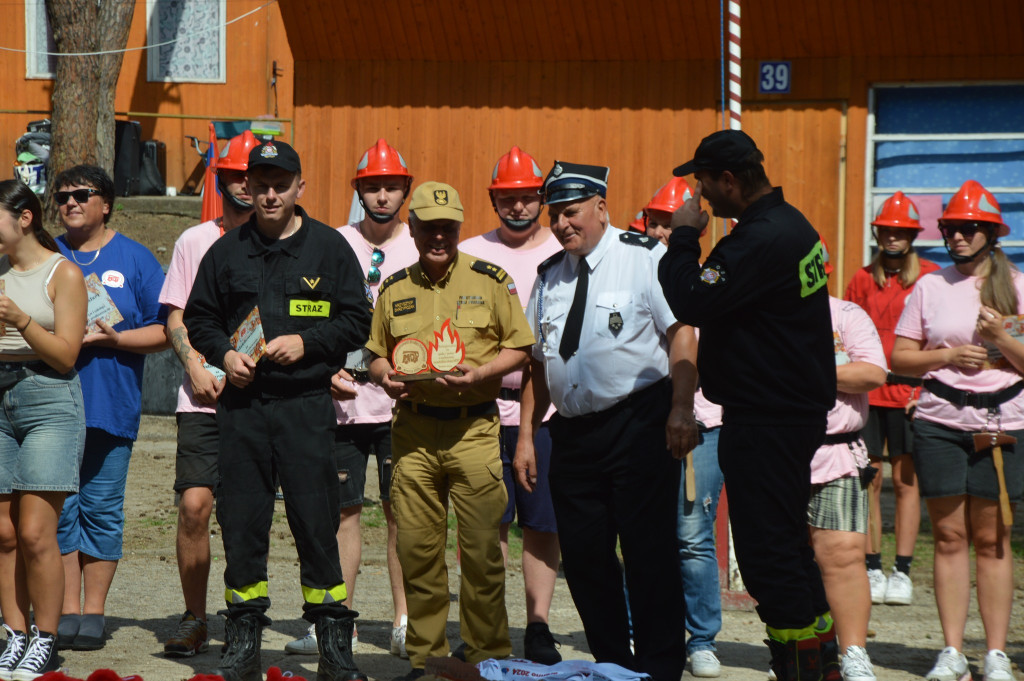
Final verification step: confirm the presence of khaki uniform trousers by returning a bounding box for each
[390,407,511,668]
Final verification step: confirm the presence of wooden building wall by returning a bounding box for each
[282,0,1024,294]
[0,1,292,193]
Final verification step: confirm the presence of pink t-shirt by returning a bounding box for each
[159,220,224,414]
[460,228,562,426]
[896,267,1024,430]
[334,223,420,425]
[811,298,888,484]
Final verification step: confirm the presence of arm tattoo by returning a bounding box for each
[170,326,195,366]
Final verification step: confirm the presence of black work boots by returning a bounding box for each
[766,636,823,681]
[316,612,368,681]
[215,614,264,681]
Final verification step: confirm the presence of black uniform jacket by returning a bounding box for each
[658,188,836,424]
[184,206,373,397]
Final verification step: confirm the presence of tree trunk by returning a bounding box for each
[45,0,135,229]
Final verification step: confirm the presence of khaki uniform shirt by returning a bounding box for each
[367,252,535,407]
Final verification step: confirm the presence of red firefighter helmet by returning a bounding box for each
[216,130,260,173]
[351,139,413,188]
[488,146,544,191]
[644,177,694,215]
[940,180,1009,237]
[628,210,646,233]
[871,191,922,230]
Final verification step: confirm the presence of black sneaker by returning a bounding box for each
[11,627,58,681]
[523,622,561,666]
[0,624,28,680]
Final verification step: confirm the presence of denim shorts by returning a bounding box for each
[0,367,85,494]
[334,422,392,506]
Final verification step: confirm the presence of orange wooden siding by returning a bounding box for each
[0,0,292,192]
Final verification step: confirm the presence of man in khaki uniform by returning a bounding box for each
[366,181,535,681]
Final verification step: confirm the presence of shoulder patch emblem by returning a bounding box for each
[699,264,726,286]
[471,259,508,283]
[537,250,567,274]
[363,281,373,305]
[620,231,659,250]
[379,268,409,295]
[507,282,517,296]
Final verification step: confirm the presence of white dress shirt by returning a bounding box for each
[526,226,678,417]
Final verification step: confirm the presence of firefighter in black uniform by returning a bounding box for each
[657,130,837,681]
[184,140,372,681]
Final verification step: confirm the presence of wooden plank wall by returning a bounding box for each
[0,1,292,193]
[293,59,723,238]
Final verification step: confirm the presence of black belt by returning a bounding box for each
[887,373,923,388]
[399,400,497,421]
[499,387,521,402]
[0,360,50,391]
[822,430,862,446]
[923,379,1024,410]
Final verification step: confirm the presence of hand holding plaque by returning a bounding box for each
[392,319,466,382]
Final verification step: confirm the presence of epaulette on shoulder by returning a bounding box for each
[537,250,567,274]
[471,258,508,283]
[378,268,409,295]
[620,231,659,250]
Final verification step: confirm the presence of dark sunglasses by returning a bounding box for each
[55,188,100,206]
[367,248,385,284]
[939,223,985,240]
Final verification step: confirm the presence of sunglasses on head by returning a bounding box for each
[938,222,986,240]
[55,188,100,206]
[367,248,385,284]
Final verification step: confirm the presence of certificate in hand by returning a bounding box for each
[84,272,124,335]
[231,305,268,362]
[983,314,1024,370]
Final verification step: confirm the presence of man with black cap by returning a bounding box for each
[184,139,373,681]
[657,130,837,681]
[513,162,697,681]
[365,181,534,681]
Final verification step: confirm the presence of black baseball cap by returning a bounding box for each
[673,130,760,177]
[248,140,301,174]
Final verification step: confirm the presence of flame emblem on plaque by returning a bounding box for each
[427,319,466,372]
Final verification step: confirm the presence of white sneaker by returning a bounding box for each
[884,567,913,605]
[767,667,777,681]
[284,623,318,655]
[867,569,887,604]
[689,650,721,678]
[841,646,876,681]
[391,616,408,659]
[925,646,970,681]
[984,649,1015,681]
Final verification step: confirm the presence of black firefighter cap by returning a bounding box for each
[248,140,302,174]
[673,130,760,177]
[541,161,610,205]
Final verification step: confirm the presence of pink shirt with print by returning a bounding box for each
[811,297,888,485]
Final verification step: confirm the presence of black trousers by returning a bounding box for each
[718,418,830,630]
[216,388,346,622]
[547,380,685,681]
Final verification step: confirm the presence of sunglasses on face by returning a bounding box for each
[367,248,385,284]
[939,223,985,240]
[872,226,917,241]
[55,188,100,206]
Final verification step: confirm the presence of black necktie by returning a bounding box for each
[559,257,589,360]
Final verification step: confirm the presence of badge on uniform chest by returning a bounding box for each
[609,311,623,333]
[394,298,416,316]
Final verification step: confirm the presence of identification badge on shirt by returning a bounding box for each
[289,300,330,317]
[609,311,623,333]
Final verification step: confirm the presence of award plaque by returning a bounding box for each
[392,319,466,382]
[392,339,429,381]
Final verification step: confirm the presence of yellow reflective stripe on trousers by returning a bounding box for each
[302,582,347,604]
[225,581,269,604]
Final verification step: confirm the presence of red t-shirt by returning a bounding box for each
[844,259,940,408]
